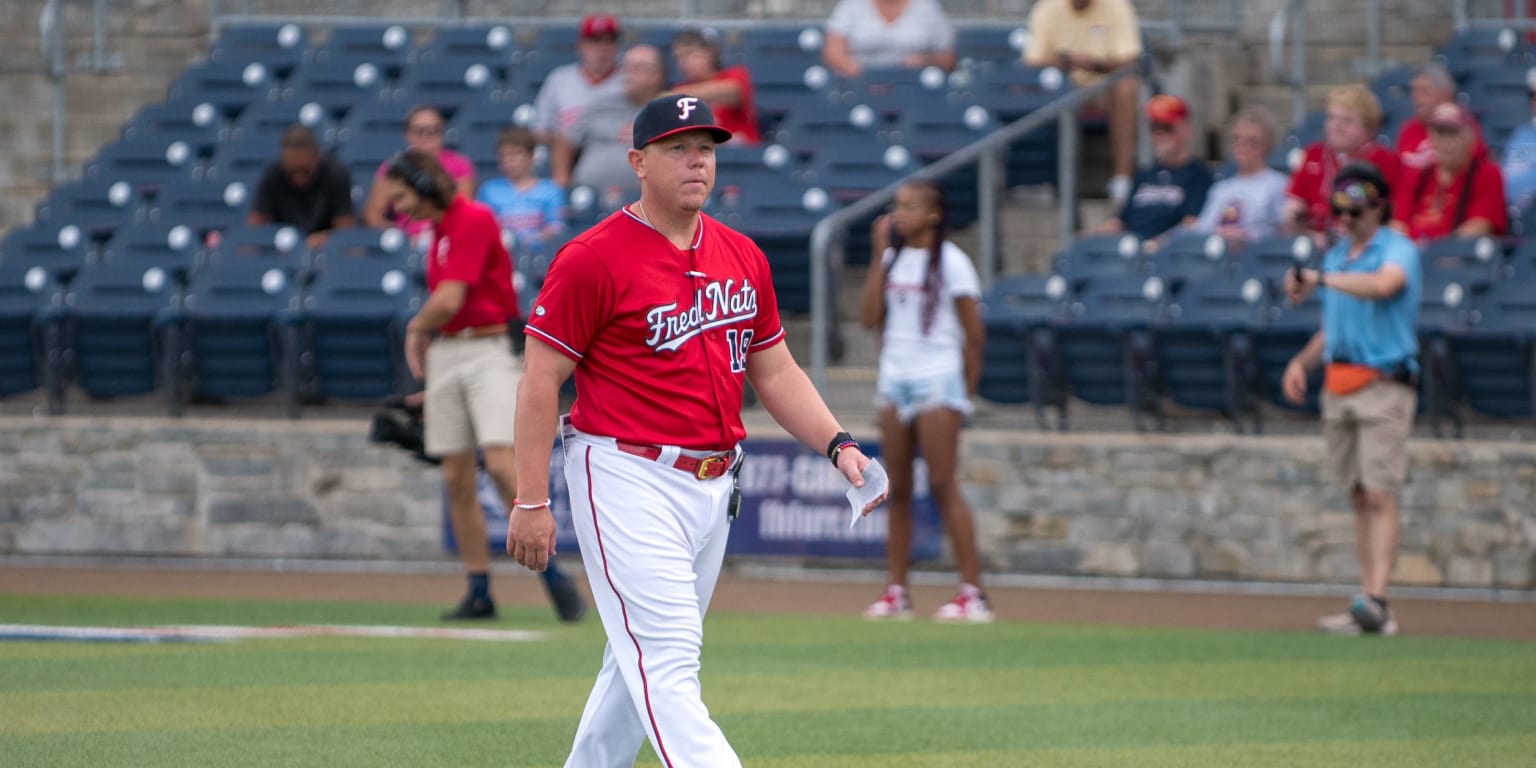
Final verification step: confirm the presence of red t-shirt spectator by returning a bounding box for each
[680,66,761,145]
[1397,116,1488,172]
[1287,141,1401,233]
[428,196,520,334]
[1394,156,1508,241]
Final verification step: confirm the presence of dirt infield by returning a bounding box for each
[2,562,1534,642]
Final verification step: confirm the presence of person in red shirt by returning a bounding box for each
[1284,85,1401,241]
[1396,63,1487,172]
[509,96,885,766]
[1393,101,1508,243]
[381,149,585,624]
[670,28,762,145]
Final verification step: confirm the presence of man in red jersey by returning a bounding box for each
[1393,101,1508,243]
[382,149,585,624]
[508,95,887,767]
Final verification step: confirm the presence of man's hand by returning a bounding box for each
[1284,267,1319,306]
[405,328,429,381]
[835,447,887,517]
[1282,359,1310,405]
[507,504,557,572]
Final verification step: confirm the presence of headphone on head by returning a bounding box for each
[387,151,445,206]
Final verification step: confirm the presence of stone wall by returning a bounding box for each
[1,417,1530,590]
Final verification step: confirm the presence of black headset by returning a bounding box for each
[387,151,446,207]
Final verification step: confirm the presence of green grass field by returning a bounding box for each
[1,593,1534,767]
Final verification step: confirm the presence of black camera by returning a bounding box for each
[367,394,439,466]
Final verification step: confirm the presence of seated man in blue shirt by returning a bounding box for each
[1282,161,1420,638]
[1500,83,1536,212]
[1086,94,1213,245]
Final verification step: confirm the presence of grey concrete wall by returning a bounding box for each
[1,417,1530,589]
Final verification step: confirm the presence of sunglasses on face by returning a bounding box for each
[1331,205,1368,219]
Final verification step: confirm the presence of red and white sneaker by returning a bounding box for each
[933,584,994,623]
[862,584,914,620]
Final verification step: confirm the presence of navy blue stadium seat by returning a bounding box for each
[421,24,518,67]
[1444,275,1536,423]
[710,171,824,313]
[169,258,301,413]
[825,68,969,118]
[53,261,178,402]
[1053,275,1168,429]
[230,98,337,145]
[771,105,887,158]
[0,260,55,400]
[101,222,204,273]
[290,255,420,410]
[959,64,1066,186]
[1370,66,1417,106]
[0,222,92,279]
[206,224,308,268]
[149,177,252,229]
[1471,93,1529,158]
[1156,274,1269,429]
[1150,231,1236,280]
[893,106,994,230]
[167,58,279,118]
[121,98,225,159]
[33,178,141,240]
[1251,284,1322,412]
[1055,234,1147,280]
[313,25,415,79]
[508,24,579,75]
[207,137,282,186]
[1417,268,1484,436]
[1420,235,1506,283]
[280,56,394,112]
[313,226,412,265]
[395,58,511,111]
[955,26,1029,67]
[1239,234,1318,281]
[84,137,202,193]
[978,274,1070,424]
[1436,27,1533,84]
[751,54,827,130]
[209,22,310,78]
[808,142,915,267]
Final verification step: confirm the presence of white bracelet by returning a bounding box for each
[513,498,551,510]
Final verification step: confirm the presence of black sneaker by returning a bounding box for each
[441,594,497,621]
[547,578,587,623]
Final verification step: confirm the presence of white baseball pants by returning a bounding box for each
[561,424,741,768]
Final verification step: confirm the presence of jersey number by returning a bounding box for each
[725,328,754,374]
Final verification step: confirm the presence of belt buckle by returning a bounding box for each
[694,455,726,480]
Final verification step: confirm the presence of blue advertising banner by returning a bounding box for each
[443,438,942,561]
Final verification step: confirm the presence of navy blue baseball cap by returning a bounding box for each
[632,94,732,150]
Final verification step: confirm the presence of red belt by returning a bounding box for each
[615,441,735,480]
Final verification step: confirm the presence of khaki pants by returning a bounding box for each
[423,336,520,457]
[1322,381,1416,495]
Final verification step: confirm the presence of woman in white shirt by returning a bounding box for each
[822,0,957,78]
[858,180,990,623]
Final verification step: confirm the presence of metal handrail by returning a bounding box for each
[806,63,1143,391]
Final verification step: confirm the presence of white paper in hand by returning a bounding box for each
[847,459,889,529]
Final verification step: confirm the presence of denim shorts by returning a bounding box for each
[875,370,973,424]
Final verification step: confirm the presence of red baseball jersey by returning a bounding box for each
[1286,142,1401,233]
[1395,157,1508,241]
[526,208,786,450]
[428,196,520,334]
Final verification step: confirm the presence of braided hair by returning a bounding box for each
[885,180,949,336]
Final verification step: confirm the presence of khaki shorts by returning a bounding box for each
[1322,381,1416,495]
[423,335,520,457]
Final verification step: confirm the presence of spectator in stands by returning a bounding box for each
[553,45,668,192]
[1393,101,1507,243]
[822,0,957,78]
[1283,85,1400,241]
[386,148,585,625]
[672,28,762,145]
[1282,161,1418,638]
[859,179,990,624]
[247,124,355,248]
[531,13,625,145]
[1396,63,1486,172]
[477,127,566,255]
[362,106,476,236]
[1024,0,1143,205]
[1086,95,1212,244]
[1191,107,1289,242]
[1499,82,1536,211]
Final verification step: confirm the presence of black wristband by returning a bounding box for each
[826,431,858,466]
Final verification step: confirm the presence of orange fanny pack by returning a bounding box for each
[1324,362,1380,396]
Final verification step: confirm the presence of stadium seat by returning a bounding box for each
[148,177,252,230]
[1239,234,1317,282]
[1420,235,1506,283]
[121,98,225,159]
[230,98,337,145]
[167,58,279,118]
[84,137,203,194]
[710,171,825,313]
[807,142,915,266]
[955,25,1030,68]
[508,23,580,74]
[206,137,283,187]
[1054,234,1147,280]
[958,64,1066,186]
[1418,268,1483,437]
[1053,274,1169,429]
[978,273,1070,427]
[100,222,204,274]
[420,24,517,68]
[50,261,179,404]
[394,58,511,112]
[0,221,92,280]
[289,255,421,413]
[1156,274,1269,430]
[1444,275,1536,424]
[893,106,995,230]
[312,226,411,266]
[1251,283,1322,412]
[281,56,395,112]
[168,258,301,415]
[1436,27,1533,84]
[1150,231,1237,281]
[825,67,970,118]
[33,178,141,240]
[0,259,55,401]
[209,22,310,78]
[206,224,309,268]
[313,24,415,79]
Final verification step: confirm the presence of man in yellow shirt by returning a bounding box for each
[1025,0,1143,205]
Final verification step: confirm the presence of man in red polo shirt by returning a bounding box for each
[509,96,886,767]
[1396,63,1487,172]
[382,149,585,624]
[1393,102,1507,243]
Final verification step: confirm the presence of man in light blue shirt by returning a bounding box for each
[1282,162,1418,638]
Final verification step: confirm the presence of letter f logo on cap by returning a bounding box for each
[676,97,699,120]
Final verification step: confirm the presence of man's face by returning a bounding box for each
[1324,107,1370,153]
[1430,123,1473,172]
[405,112,445,154]
[1411,75,1452,122]
[631,130,716,213]
[1150,119,1189,164]
[622,49,666,103]
[578,35,619,74]
[280,146,319,187]
[1229,120,1269,172]
[382,177,424,221]
[673,43,714,82]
